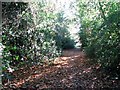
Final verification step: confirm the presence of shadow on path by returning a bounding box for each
[3,49,120,90]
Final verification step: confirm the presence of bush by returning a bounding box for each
[61,37,75,49]
[2,2,61,70]
[78,1,120,78]
[54,24,75,50]
[94,11,120,77]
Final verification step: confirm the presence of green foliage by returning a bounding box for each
[55,27,75,50]
[61,37,75,49]
[2,2,75,72]
[95,10,120,77]
[2,2,61,71]
[78,1,120,78]
[54,12,75,50]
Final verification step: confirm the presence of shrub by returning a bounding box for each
[78,1,120,78]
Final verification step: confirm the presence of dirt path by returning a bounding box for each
[3,49,120,89]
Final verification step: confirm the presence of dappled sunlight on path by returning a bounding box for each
[3,49,120,89]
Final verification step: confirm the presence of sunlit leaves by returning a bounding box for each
[78,1,120,78]
[2,2,62,70]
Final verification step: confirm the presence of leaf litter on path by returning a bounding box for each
[3,49,120,90]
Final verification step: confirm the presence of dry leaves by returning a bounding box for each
[3,49,120,89]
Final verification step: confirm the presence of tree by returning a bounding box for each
[2,2,61,82]
[78,0,120,78]
[54,11,75,49]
